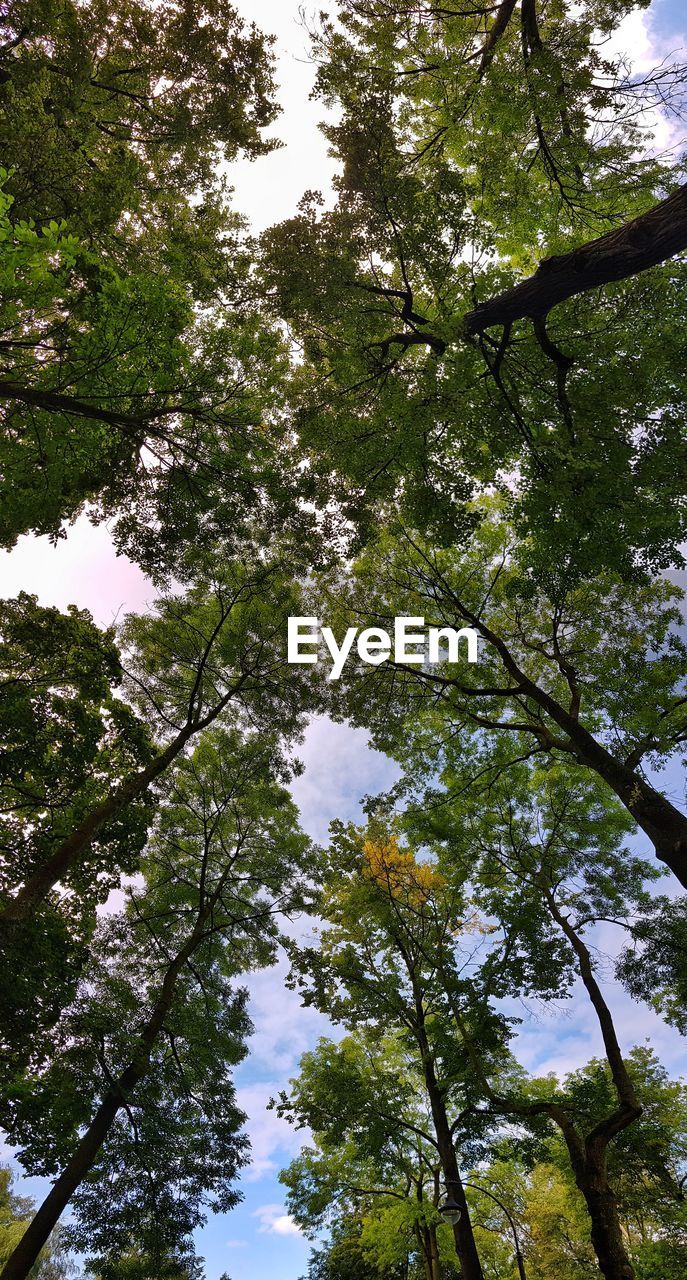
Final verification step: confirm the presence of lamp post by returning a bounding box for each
[464,1183,527,1280]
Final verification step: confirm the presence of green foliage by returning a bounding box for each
[0,592,153,1092]
[0,0,311,573]
[278,1028,459,1280]
[120,556,319,739]
[259,0,687,576]
[312,504,687,886]
[403,753,658,1005]
[0,592,153,906]
[87,1250,204,1280]
[2,3,687,1278]
[305,1226,410,1280]
[1,0,277,231]
[616,897,687,1035]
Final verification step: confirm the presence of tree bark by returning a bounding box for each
[0,380,164,435]
[428,1224,441,1280]
[543,894,639,1115]
[541,896,638,1279]
[416,1223,435,1280]
[0,1089,124,1280]
[463,182,687,334]
[566,1142,636,1280]
[477,0,518,75]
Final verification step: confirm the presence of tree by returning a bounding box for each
[476,1050,687,1280]
[317,505,687,887]
[289,775,684,1280]
[304,1224,414,1280]
[397,737,685,1278]
[0,553,316,930]
[469,1098,687,1280]
[397,763,659,1279]
[87,1252,204,1280]
[285,824,525,1280]
[260,0,687,577]
[554,1048,687,1278]
[1,723,314,1280]
[0,0,277,235]
[276,1029,454,1280]
[0,554,317,1128]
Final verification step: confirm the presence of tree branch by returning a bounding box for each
[463,183,687,334]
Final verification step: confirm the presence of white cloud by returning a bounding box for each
[291,715,400,844]
[605,5,685,75]
[602,4,687,156]
[253,1204,303,1237]
[242,950,332,1075]
[223,0,338,232]
[235,1076,311,1183]
[0,513,152,628]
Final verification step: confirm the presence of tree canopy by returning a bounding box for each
[2,1,687,1279]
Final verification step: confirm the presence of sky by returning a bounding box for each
[1,2,687,1278]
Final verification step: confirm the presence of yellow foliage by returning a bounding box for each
[362,835,444,906]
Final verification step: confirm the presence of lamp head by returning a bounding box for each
[439,1192,462,1226]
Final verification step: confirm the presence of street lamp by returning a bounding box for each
[439,1181,462,1226]
[465,1183,527,1280]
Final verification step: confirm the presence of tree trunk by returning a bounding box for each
[0,915,206,1280]
[416,1224,434,1280]
[446,1162,482,1280]
[541,895,639,1280]
[441,889,640,1280]
[463,182,687,334]
[541,891,641,1125]
[429,1224,442,1280]
[0,727,192,924]
[0,1088,123,1280]
[477,0,518,75]
[413,998,485,1280]
[574,1151,635,1280]
[616,785,687,890]
[444,599,687,889]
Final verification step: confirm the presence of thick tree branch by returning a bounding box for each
[463,182,687,334]
[0,380,157,434]
[476,0,518,76]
